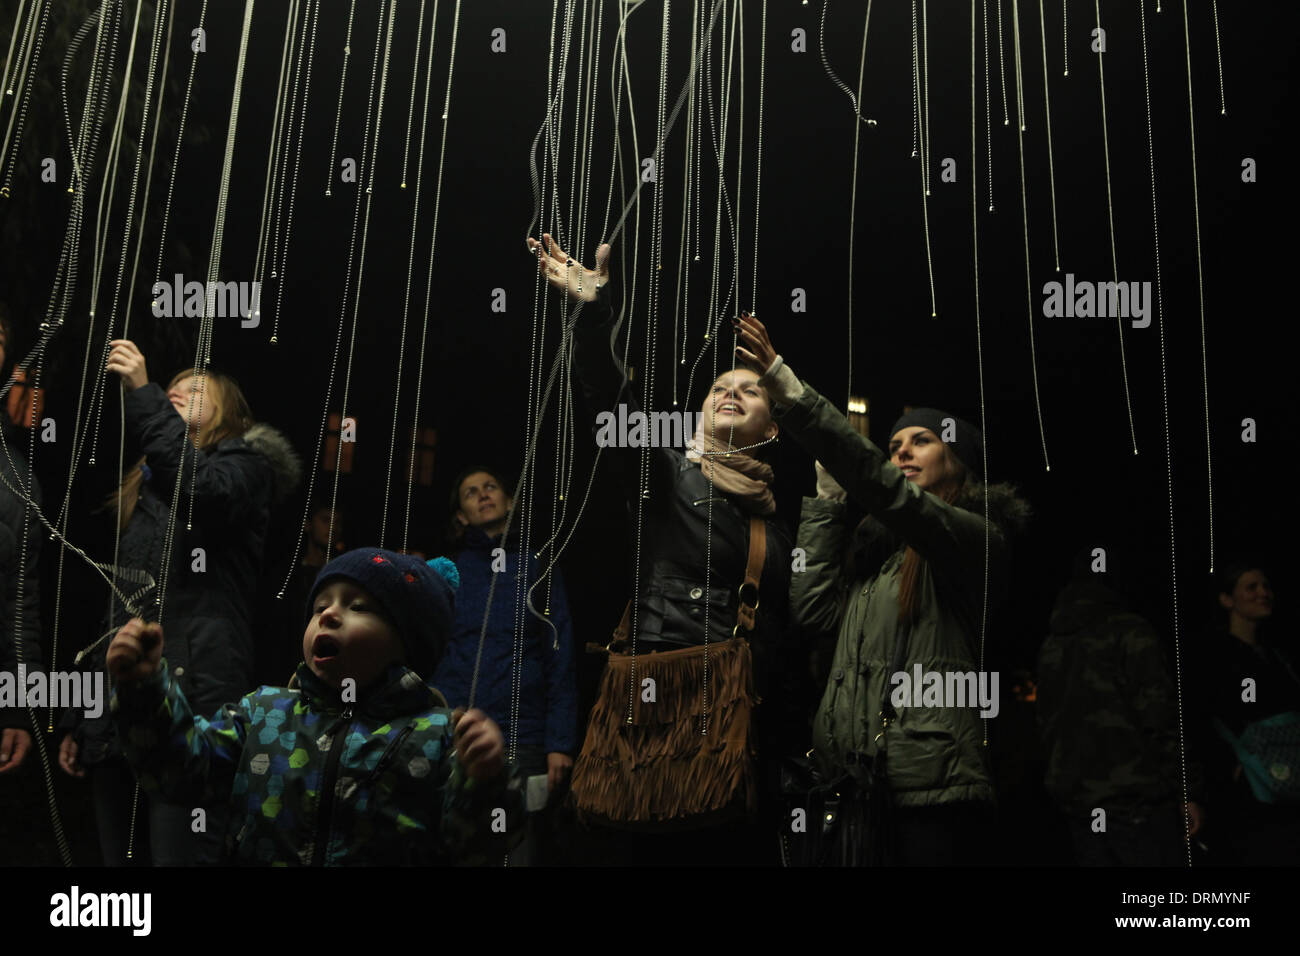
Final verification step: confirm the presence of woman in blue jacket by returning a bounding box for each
[432,465,577,863]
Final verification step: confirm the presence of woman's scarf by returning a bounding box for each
[685,419,776,515]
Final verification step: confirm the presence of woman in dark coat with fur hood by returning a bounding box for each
[735,314,1031,866]
[59,340,301,865]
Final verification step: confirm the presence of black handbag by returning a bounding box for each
[779,627,909,866]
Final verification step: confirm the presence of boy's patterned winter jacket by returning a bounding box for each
[113,658,522,865]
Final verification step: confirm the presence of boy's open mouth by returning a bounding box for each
[313,634,342,662]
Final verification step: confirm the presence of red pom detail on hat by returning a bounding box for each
[405,573,416,583]
[372,555,386,564]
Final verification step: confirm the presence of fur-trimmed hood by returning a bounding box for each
[242,423,302,504]
[851,480,1032,578]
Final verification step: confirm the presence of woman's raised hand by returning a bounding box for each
[735,311,805,405]
[527,233,610,302]
[106,339,148,392]
[732,312,777,374]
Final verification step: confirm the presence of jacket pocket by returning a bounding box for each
[656,575,735,638]
[884,709,960,795]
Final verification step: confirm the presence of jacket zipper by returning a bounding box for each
[363,724,414,786]
[310,707,353,867]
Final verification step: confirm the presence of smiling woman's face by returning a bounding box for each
[1219,569,1274,624]
[698,369,776,450]
[889,427,961,493]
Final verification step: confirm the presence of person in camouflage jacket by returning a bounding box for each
[1036,566,1206,864]
[110,548,522,865]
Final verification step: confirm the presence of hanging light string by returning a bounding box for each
[268,0,311,285]
[0,0,52,196]
[269,0,320,343]
[1037,0,1060,271]
[1062,0,1068,76]
[399,0,426,188]
[550,0,592,574]
[326,0,394,553]
[61,0,110,194]
[150,0,208,309]
[380,0,439,549]
[923,0,931,190]
[45,0,120,508]
[392,0,444,554]
[1181,0,1213,572]
[537,0,607,587]
[0,0,44,188]
[84,0,147,472]
[749,0,765,318]
[323,0,356,198]
[105,0,168,342]
[671,0,699,401]
[43,3,121,718]
[983,0,993,212]
[969,0,992,747]
[601,0,724,252]
[251,0,300,299]
[912,1,937,316]
[120,0,174,329]
[1210,0,1224,115]
[280,0,386,587]
[845,0,870,404]
[0,0,32,105]
[910,0,919,158]
[159,0,257,618]
[817,0,872,125]
[1137,0,1189,868]
[1012,0,1025,131]
[521,2,641,617]
[682,0,741,416]
[996,0,1010,125]
[1093,0,1138,457]
[1012,0,1049,472]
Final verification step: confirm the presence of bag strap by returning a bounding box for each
[734,515,766,634]
[593,515,767,652]
[585,601,633,655]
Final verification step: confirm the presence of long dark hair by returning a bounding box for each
[894,445,970,624]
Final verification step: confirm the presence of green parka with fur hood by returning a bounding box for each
[779,384,1030,808]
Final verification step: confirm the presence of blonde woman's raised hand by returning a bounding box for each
[526,233,610,302]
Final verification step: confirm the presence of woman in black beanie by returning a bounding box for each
[736,313,1031,865]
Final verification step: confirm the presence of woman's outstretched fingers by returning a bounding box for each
[733,312,777,370]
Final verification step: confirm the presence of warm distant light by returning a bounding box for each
[847,400,867,414]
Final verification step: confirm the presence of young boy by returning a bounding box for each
[108,547,521,865]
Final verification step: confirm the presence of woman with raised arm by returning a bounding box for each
[733,313,1030,866]
[528,235,798,865]
[59,341,300,865]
